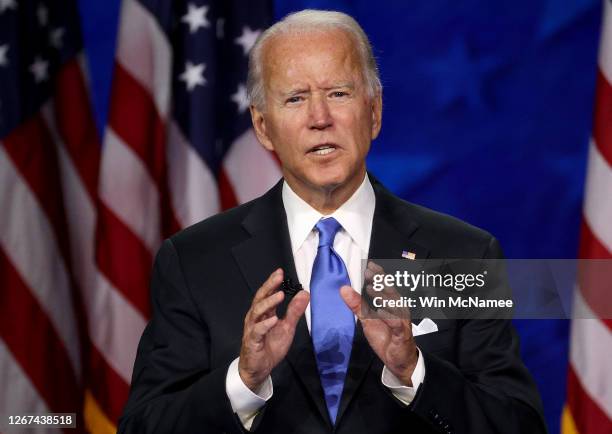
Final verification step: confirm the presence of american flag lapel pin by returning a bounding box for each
[401,250,416,260]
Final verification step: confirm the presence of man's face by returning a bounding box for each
[251,29,382,198]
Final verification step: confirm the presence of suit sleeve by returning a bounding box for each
[409,237,548,434]
[118,239,246,434]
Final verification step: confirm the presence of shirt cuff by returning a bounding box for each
[381,347,425,406]
[225,357,273,430]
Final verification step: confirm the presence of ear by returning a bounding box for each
[250,105,275,152]
[370,92,383,140]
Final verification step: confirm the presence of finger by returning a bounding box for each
[340,285,362,319]
[365,281,379,298]
[367,260,385,275]
[283,291,310,329]
[354,287,375,319]
[364,266,376,282]
[250,290,285,322]
[364,262,384,285]
[369,289,405,315]
[253,268,284,303]
[377,309,410,335]
[364,282,405,319]
[250,315,279,343]
[376,305,406,321]
[365,261,397,297]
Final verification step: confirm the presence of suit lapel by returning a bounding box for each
[231,180,332,426]
[367,176,429,261]
[335,175,430,425]
[232,181,298,294]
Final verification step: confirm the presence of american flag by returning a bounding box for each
[0,0,280,432]
[0,0,95,431]
[563,1,612,433]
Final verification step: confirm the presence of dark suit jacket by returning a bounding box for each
[118,176,547,434]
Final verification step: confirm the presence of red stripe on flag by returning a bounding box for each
[96,205,152,318]
[567,365,612,434]
[53,59,101,199]
[578,221,612,331]
[2,113,94,368]
[579,220,612,259]
[89,344,130,425]
[219,167,238,210]
[2,111,93,346]
[2,114,73,267]
[107,63,181,236]
[593,69,612,168]
[0,249,84,423]
[108,63,166,182]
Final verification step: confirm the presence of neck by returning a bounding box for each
[285,169,366,215]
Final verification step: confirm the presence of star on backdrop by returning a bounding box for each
[0,0,84,139]
[181,3,209,34]
[0,0,16,13]
[235,26,260,55]
[37,4,48,26]
[179,61,206,91]
[422,36,502,112]
[167,0,271,173]
[231,83,249,113]
[50,28,65,49]
[29,56,49,83]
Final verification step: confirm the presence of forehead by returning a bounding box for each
[262,29,361,87]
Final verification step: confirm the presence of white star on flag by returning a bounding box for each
[37,4,48,26]
[231,83,250,113]
[0,0,16,13]
[50,28,65,48]
[181,3,209,34]
[0,44,8,67]
[179,61,207,91]
[235,26,261,55]
[30,56,49,83]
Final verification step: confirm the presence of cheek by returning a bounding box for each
[268,124,304,164]
[272,113,305,141]
[344,114,373,151]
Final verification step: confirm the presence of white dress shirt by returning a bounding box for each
[225,175,425,429]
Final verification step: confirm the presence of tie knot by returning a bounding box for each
[315,217,342,247]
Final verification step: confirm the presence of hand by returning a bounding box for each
[340,261,418,386]
[238,268,310,392]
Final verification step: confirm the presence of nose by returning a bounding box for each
[308,94,333,130]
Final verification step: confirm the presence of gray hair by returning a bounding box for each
[247,9,382,110]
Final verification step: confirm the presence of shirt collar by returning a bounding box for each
[282,174,376,253]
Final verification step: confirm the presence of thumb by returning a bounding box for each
[284,290,310,328]
[340,285,361,316]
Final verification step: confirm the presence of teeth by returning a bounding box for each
[313,147,335,155]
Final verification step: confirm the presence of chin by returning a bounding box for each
[308,169,352,192]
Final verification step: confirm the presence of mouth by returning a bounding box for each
[307,143,339,156]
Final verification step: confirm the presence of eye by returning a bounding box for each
[285,96,303,104]
[330,91,349,98]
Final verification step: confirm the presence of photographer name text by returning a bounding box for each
[372,295,513,309]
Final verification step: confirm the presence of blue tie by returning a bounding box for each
[310,217,354,424]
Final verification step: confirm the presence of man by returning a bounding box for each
[119,10,546,434]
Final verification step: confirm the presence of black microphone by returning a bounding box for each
[281,277,302,297]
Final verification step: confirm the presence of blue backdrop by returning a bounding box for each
[77,1,602,432]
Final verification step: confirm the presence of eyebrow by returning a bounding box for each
[282,88,310,97]
[281,83,355,97]
[324,83,355,91]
